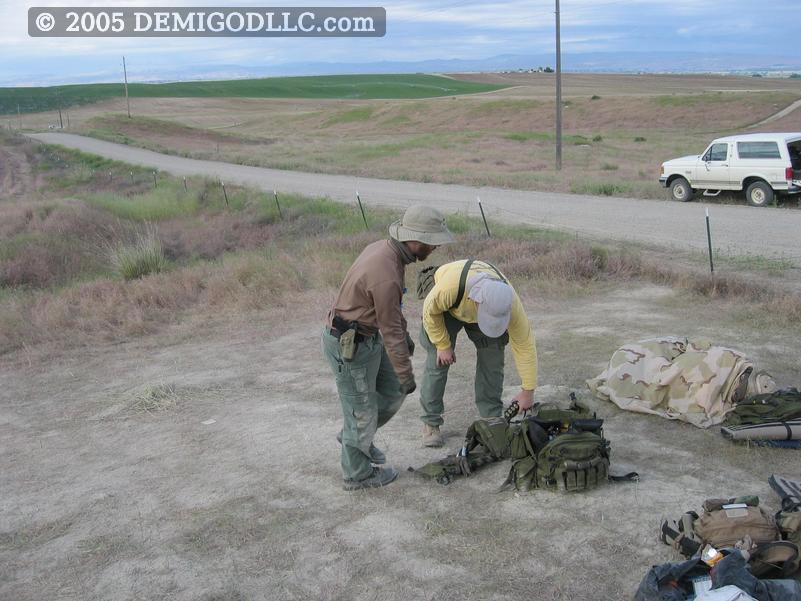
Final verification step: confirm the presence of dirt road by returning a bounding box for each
[28,132,801,266]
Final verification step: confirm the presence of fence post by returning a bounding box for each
[477,196,491,238]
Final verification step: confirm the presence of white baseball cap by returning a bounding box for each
[468,275,513,338]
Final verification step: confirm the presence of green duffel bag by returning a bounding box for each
[727,388,801,426]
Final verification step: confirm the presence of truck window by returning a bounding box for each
[737,141,781,159]
[789,142,801,169]
[703,143,728,162]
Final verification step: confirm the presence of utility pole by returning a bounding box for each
[123,56,131,118]
[555,0,563,171]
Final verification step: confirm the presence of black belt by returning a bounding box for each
[329,327,366,343]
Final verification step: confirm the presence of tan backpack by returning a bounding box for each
[661,497,780,554]
[660,496,801,578]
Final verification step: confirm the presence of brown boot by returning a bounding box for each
[422,424,444,448]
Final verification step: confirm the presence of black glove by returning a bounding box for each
[400,376,416,395]
[405,332,415,357]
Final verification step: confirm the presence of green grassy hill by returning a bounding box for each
[0,74,504,115]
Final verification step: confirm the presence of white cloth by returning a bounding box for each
[696,585,758,601]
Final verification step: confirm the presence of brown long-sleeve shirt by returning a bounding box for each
[328,239,414,381]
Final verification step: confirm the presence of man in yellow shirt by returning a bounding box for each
[419,259,538,447]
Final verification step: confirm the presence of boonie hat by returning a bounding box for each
[746,370,777,397]
[469,276,513,338]
[389,205,455,246]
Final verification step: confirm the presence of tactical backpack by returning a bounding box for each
[660,496,801,579]
[409,414,530,486]
[410,397,637,492]
[416,259,507,301]
[504,402,615,492]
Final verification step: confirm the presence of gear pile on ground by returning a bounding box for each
[636,476,801,601]
[587,336,777,428]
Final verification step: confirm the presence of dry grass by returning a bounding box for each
[3,134,801,357]
[109,232,166,280]
[128,383,179,413]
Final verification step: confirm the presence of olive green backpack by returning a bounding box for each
[504,402,617,492]
[411,398,637,492]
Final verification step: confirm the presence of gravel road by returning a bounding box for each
[28,132,801,265]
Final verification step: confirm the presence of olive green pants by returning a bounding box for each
[321,328,406,481]
[419,314,508,427]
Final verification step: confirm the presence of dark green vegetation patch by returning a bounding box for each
[0,74,505,115]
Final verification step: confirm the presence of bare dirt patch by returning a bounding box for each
[0,142,38,197]
[2,280,800,601]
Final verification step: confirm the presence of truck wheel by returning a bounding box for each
[745,181,774,207]
[670,177,694,202]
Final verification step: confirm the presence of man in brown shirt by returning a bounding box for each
[322,205,454,490]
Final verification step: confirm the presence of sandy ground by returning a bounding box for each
[2,280,800,601]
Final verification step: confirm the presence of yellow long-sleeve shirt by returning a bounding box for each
[422,260,538,390]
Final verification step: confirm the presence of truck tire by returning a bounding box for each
[745,181,774,207]
[670,177,694,202]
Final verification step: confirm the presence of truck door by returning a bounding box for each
[694,142,730,189]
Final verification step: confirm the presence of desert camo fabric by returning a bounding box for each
[587,336,776,428]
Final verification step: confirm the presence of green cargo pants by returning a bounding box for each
[321,327,406,482]
[419,313,508,427]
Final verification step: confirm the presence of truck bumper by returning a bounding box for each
[659,177,668,188]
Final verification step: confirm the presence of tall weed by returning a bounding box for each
[109,225,167,280]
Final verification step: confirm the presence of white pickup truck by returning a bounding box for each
[659,132,801,207]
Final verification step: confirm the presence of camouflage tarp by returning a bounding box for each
[587,336,776,429]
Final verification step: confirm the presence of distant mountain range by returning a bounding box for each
[5,52,801,87]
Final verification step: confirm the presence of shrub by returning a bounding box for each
[634,136,647,142]
[591,95,601,100]
[601,163,619,171]
[109,226,167,280]
[592,135,603,142]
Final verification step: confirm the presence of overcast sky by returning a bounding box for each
[0,0,798,86]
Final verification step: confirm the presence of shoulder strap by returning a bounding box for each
[449,259,509,312]
[477,259,507,283]
[450,259,475,310]
[608,471,640,483]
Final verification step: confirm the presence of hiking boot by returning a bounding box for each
[342,466,399,491]
[336,432,386,465]
[422,424,444,448]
